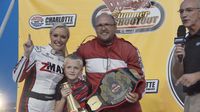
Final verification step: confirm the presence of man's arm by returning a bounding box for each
[176,72,200,87]
[171,54,184,80]
[172,44,185,80]
[126,46,145,102]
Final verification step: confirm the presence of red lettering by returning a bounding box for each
[40,62,51,72]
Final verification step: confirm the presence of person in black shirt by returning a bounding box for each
[172,0,200,112]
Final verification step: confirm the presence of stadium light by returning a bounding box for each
[0,93,6,110]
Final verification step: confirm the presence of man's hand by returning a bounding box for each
[23,34,34,58]
[125,92,139,103]
[174,44,185,62]
[176,72,200,87]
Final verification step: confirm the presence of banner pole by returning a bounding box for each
[0,0,15,39]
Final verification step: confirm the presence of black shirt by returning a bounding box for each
[183,30,200,95]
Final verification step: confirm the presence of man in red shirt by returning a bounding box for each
[77,13,146,112]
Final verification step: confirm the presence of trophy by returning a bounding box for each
[87,68,144,112]
[62,82,88,112]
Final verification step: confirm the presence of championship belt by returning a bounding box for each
[87,68,144,112]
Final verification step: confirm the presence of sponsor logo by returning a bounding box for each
[103,0,151,12]
[40,62,64,74]
[29,14,77,29]
[145,79,159,93]
[167,47,184,107]
[92,1,165,34]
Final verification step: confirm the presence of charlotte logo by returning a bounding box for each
[145,79,159,93]
[29,14,77,29]
[167,47,184,108]
[92,0,165,34]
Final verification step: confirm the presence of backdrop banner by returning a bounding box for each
[18,0,183,112]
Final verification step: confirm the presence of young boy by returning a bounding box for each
[55,53,89,112]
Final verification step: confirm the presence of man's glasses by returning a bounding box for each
[178,8,200,14]
[95,23,115,28]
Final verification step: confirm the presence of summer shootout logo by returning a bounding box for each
[29,14,77,29]
[92,0,165,34]
[167,47,185,108]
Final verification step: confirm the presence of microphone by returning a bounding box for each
[174,25,186,63]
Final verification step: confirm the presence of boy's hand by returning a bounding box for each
[61,86,72,99]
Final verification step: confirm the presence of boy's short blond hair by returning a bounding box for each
[64,53,83,67]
